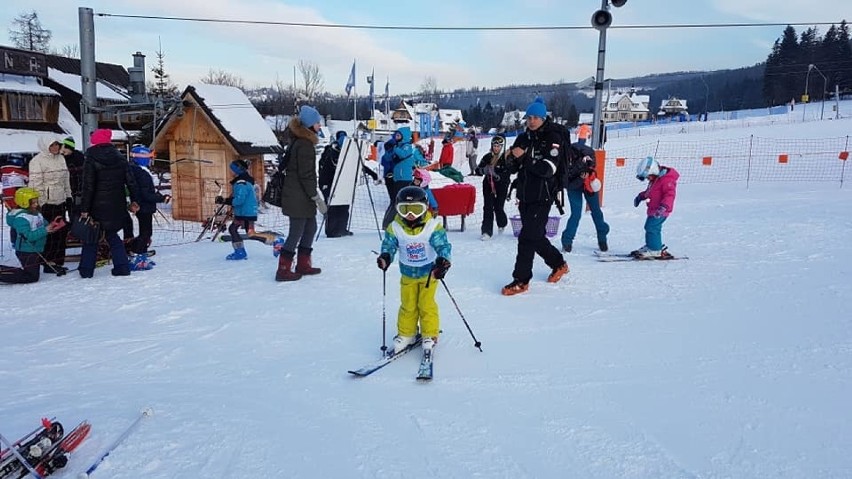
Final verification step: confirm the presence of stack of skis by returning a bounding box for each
[0,418,90,479]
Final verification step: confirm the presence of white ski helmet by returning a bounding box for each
[636,156,660,180]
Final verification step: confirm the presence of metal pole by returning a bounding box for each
[79,7,98,150]
[591,0,609,150]
[802,65,812,123]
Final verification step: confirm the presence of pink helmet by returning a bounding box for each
[413,168,431,187]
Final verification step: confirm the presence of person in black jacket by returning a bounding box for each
[560,140,609,252]
[318,131,353,238]
[78,129,140,278]
[59,136,85,215]
[128,145,169,270]
[476,135,512,240]
[501,97,569,296]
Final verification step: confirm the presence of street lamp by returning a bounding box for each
[590,0,628,150]
[809,64,828,120]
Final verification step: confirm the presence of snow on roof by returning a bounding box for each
[191,83,280,148]
[0,74,59,96]
[0,129,62,154]
[48,67,129,102]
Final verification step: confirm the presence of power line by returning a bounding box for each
[95,13,846,31]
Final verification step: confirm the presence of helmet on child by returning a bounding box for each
[130,145,153,167]
[395,186,429,227]
[14,187,39,208]
[413,168,431,188]
[635,156,660,180]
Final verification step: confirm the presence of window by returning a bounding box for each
[5,92,52,121]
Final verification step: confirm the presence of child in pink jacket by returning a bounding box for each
[632,157,679,258]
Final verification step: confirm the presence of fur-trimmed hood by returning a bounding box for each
[287,117,319,146]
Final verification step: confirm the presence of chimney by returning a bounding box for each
[128,51,147,103]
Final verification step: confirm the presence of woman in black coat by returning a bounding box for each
[79,129,139,278]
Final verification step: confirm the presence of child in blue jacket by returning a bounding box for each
[2,188,65,283]
[216,160,258,260]
[377,186,452,354]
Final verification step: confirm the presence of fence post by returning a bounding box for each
[746,135,754,189]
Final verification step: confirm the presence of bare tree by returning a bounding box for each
[297,60,324,102]
[200,68,246,91]
[9,10,52,52]
[421,75,439,102]
[52,43,79,58]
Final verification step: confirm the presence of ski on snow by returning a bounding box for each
[348,336,423,377]
[595,251,687,262]
[0,419,91,479]
[416,349,434,381]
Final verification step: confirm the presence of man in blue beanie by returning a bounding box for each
[501,97,569,295]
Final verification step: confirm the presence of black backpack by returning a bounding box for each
[262,148,290,207]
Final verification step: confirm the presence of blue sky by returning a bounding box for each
[2,0,850,95]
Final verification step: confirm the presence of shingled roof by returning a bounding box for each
[45,54,129,89]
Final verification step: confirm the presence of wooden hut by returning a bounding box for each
[153,84,281,222]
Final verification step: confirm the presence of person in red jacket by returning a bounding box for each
[438,138,454,168]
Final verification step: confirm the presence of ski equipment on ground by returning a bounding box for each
[79,408,152,478]
[348,336,423,377]
[416,349,434,381]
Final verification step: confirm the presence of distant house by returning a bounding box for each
[603,90,650,122]
[658,97,689,118]
[437,109,464,133]
[152,83,282,222]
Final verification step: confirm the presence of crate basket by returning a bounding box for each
[510,216,561,238]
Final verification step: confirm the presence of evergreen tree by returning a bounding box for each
[149,45,179,99]
[9,10,51,52]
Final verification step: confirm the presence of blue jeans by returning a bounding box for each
[644,216,667,250]
[79,228,131,276]
[560,189,609,248]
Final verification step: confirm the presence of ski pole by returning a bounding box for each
[0,431,43,479]
[439,279,483,352]
[381,269,388,354]
[79,408,152,478]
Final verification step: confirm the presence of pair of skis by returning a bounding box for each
[348,337,433,381]
[594,251,687,262]
[0,419,91,479]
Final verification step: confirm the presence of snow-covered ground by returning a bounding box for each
[1,115,851,478]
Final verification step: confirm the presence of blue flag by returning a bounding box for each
[345,60,356,97]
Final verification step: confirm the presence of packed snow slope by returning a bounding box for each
[1,116,851,478]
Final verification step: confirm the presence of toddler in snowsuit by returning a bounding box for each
[216,160,258,260]
[377,186,452,354]
[632,156,679,258]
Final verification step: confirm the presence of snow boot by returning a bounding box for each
[501,279,530,296]
[598,239,608,252]
[226,242,248,260]
[129,253,154,271]
[393,335,417,354]
[275,250,302,282]
[547,262,569,283]
[422,336,438,351]
[295,246,321,275]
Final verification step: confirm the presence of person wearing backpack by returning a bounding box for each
[275,105,327,281]
[559,140,609,253]
[501,97,569,296]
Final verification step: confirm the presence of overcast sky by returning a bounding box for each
[2,0,850,95]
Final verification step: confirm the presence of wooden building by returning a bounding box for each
[153,84,282,222]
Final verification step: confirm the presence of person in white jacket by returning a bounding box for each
[28,136,73,274]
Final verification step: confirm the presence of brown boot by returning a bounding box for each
[295,247,321,275]
[275,251,302,282]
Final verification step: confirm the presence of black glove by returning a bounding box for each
[377,253,391,271]
[65,197,74,212]
[432,257,451,280]
[633,193,645,208]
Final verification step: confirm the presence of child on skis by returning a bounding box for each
[1,188,65,284]
[127,145,169,271]
[376,186,452,354]
[632,156,679,258]
[215,159,258,260]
